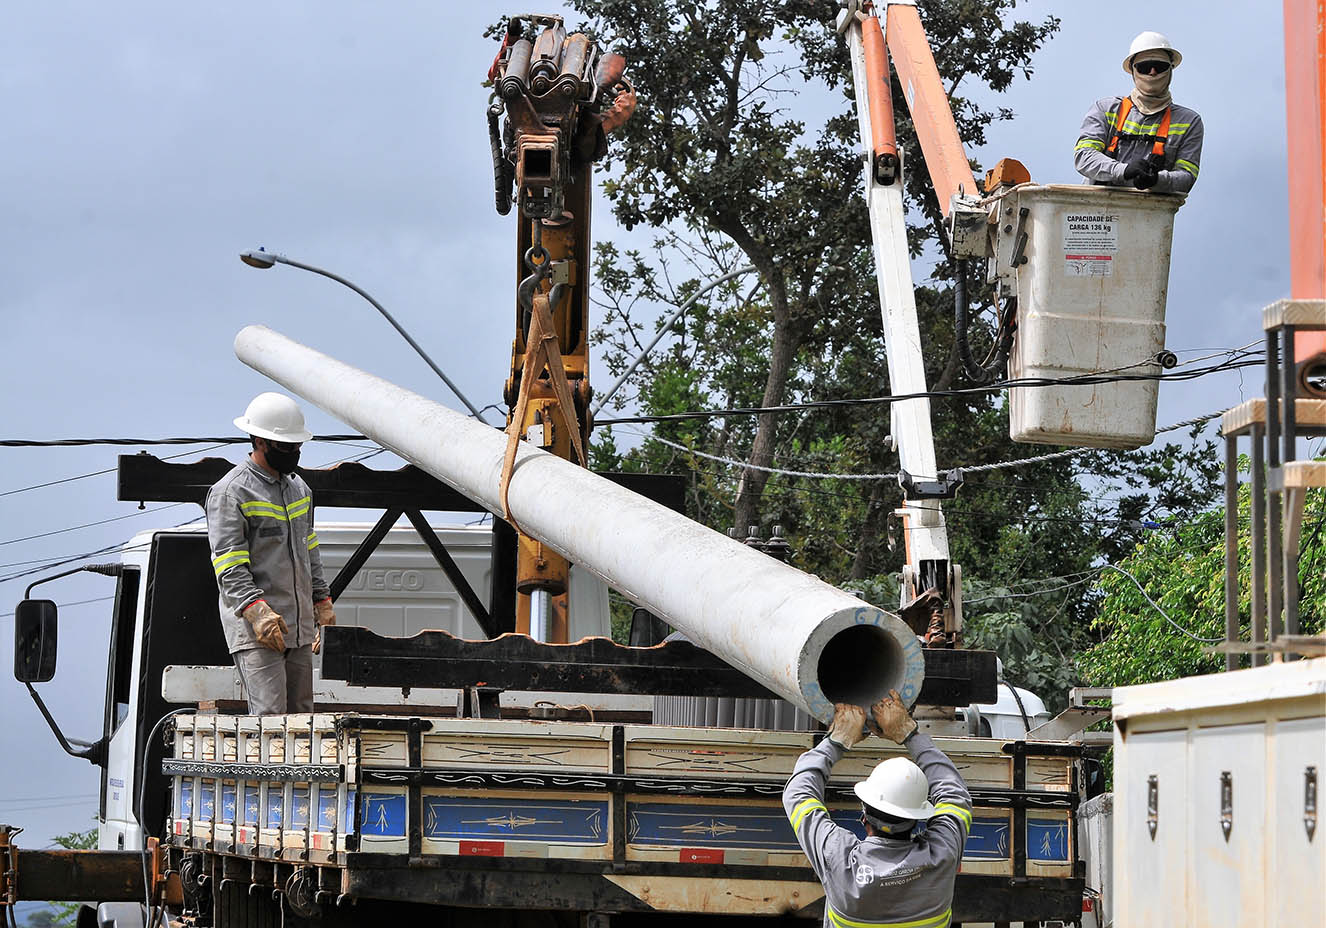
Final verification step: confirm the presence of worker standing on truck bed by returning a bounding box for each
[784,691,972,928]
[1074,31,1203,194]
[206,392,336,714]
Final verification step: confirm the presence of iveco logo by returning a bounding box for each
[348,569,426,592]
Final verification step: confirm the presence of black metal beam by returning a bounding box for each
[330,507,403,601]
[117,456,688,512]
[403,509,497,639]
[118,456,483,510]
[319,627,997,705]
[488,518,518,635]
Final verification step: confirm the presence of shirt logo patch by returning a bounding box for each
[258,525,283,538]
[854,863,875,886]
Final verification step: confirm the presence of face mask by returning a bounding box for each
[264,443,302,475]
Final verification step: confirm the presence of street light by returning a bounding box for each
[239,247,492,424]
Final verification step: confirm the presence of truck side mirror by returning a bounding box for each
[14,599,58,683]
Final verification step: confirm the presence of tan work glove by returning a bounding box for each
[242,600,288,652]
[826,703,869,750]
[311,598,336,655]
[869,689,919,744]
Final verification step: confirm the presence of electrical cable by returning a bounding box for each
[0,435,366,448]
[0,596,114,620]
[1102,563,1224,643]
[0,447,385,584]
[626,411,1222,481]
[0,442,232,499]
[137,708,194,927]
[0,504,188,549]
[597,355,1261,425]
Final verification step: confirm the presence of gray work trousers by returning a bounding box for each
[233,645,314,715]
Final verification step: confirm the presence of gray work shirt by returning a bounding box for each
[783,734,972,928]
[205,457,329,654]
[1074,95,1203,194]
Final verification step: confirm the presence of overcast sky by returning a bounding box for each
[0,1,1292,845]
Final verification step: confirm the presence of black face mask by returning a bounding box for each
[264,443,302,475]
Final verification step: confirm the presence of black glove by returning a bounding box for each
[1121,159,1146,180]
[1133,166,1159,190]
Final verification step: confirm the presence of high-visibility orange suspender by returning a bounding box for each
[1106,97,1172,157]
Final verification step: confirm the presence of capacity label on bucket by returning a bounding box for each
[1063,213,1118,276]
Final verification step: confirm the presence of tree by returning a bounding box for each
[576,0,1060,534]
[1079,466,1324,689]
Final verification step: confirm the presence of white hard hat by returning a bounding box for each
[852,756,935,821]
[234,392,312,443]
[1123,31,1182,72]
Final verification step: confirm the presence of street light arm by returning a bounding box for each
[250,252,492,425]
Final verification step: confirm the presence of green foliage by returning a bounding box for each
[1081,472,1324,689]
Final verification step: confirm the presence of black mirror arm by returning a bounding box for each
[25,682,106,766]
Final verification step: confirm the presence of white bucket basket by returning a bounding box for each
[998,185,1184,449]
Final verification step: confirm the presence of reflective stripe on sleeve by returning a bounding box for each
[306,532,319,550]
[239,500,288,520]
[212,550,251,575]
[239,495,312,522]
[1176,158,1199,177]
[789,798,827,831]
[1075,138,1105,152]
[931,802,972,831]
[825,904,951,928]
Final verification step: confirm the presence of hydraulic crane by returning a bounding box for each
[486,15,635,641]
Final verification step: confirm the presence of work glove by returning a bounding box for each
[311,598,336,655]
[243,600,288,653]
[869,689,919,744]
[1132,166,1159,190]
[826,703,869,750]
[1120,159,1147,181]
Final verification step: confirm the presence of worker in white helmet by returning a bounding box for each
[1074,31,1203,194]
[206,393,336,714]
[783,690,972,928]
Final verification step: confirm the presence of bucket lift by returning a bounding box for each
[837,0,1186,637]
[840,0,1186,451]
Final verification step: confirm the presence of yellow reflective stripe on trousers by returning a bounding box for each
[826,905,951,928]
[1075,138,1105,151]
[212,550,251,575]
[306,532,319,550]
[932,802,972,830]
[789,798,826,831]
[1176,158,1199,177]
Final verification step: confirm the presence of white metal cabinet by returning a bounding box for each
[1112,658,1326,927]
[1269,716,1325,927]
[1190,723,1267,927]
[1114,727,1188,923]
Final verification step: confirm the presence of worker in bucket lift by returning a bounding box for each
[1074,31,1203,194]
[784,691,972,928]
[206,392,336,714]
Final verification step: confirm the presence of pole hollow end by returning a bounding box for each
[799,605,925,722]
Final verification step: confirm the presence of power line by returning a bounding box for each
[1102,563,1224,644]
[0,447,385,585]
[0,504,188,548]
[595,355,1261,426]
[627,411,1223,482]
[0,443,233,499]
[0,595,114,620]
[0,434,367,448]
